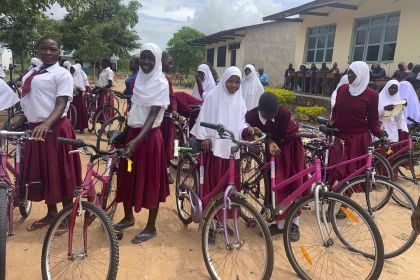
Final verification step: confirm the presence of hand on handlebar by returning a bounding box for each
[125,139,139,158]
[201,139,212,152]
[247,127,261,136]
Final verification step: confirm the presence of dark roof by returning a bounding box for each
[263,0,358,21]
[188,19,301,46]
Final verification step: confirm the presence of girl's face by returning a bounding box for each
[347,69,357,84]
[37,39,59,65]
[244,67,251,76]
[225,75,241,94]
[139,50,155,74]
[388,84,398,96]
[70,66,75,75]
[197,71,205,81]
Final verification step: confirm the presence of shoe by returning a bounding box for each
[290,224,300,242]
[168,174,174,184]
[269,224,283,236]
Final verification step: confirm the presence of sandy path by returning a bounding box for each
[4,81,420,279]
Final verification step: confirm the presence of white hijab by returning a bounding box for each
[399,81,420,125]
[0,68,5,79]
[131,43,169,107]
[349,61,370,96]
[75,63,89,86]
[191,66,248,159]
[71,64,86,91]
[379,80,408,142]
[0,78,19,111]
[63,61,71,70]
[331,74,348,109]
[192,64,216,100]
[242,64,264,111]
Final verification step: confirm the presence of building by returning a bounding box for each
[189,21,299,87]
[264,0,420,76]
[0,45,13,70]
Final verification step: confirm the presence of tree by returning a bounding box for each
[167,26,205,78]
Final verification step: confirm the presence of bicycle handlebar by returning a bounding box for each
[408,117,420,127]
[199,122,266,146]
[295,132,319,139]
[57,137,125,157]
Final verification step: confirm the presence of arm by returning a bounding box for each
[125,106,161,157]
[32,96,68,138]
[367,92,382,138]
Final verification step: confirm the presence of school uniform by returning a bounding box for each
[174,91,202,130]
[0,78,19,111]
[329,62,382,186]
[160,75,177,161]
[97,66,115,121]
[191,67,247,197]
[192,64,216,100]
[71,64,89,130]
[116,43,170,212]
[246,107,306,220]
[242,64,264,111]
[20,62,82,204]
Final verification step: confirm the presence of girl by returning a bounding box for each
[331,75,348,109]
[191,66,255,198]
[245,92,305,241]
[124,58,140,96]
[96,58,115,121]
[242,64,264,111]
[115,43,170,244]
[329,61,383,186]
[0,77,19,111]
[378,80,409,143]
[192,64,216,100]
[20,36,82,231]
[399,81,420,125]
[69,64,89,133]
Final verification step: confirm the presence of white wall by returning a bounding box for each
[0,46,13,70]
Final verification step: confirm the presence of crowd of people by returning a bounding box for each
[0,35,420,249]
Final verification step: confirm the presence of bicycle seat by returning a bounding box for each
[106,130,126,145]
[316,117,330,125]
[319,125,339,136]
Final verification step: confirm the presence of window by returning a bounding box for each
[206,48,214,66]
[351,13,400,63]
[217,46,226,67]
[305,24,336,63]
[229,43,240,66]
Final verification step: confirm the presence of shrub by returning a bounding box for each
[265,87,296,105]
[186,75,196,88]
[295,106,327,121]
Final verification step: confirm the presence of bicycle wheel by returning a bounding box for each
[41,202,119,280]
[337,176,417,258]
[180,79,187,88]
[96,115,125,150]
[202,195,273,280]
[391,153,420,207]
[102,168,118,221]
[169,125,183,169]
[93,107,122,136]
[0,185,8,279]
[175,155,198,224]
[67,103,77,128]
[18,162,32,218]
[283,192,384,280]
[372,151,393,179]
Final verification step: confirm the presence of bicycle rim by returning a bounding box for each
[175,156,197,224]
[391,154,420,208]
[284,193,384,280]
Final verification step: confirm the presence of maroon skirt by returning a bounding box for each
[97,89,115,122]
[328,131,371,190]
[72,94,88,130]
[24,118,82,204]
[160,116,176,161]
[116,127,169,212]
[273,139,306,220]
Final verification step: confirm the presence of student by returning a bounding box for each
[115,43,170,244]
[371,64,387,80]
[258,68,269,87]
[392,63,409,81]
[378,80,409,142]
[319,63,329,73]
[330,62,340,74]
[399,81,420,125]
[0,77,19,111]
[97,58,115,121]
[245,92,305,240]
[174,91,202,131]
[329,61,383,185]
[331,75,348,109]
[284,64,295,90]
[191,66,256,198]
[161,52,178,184]
[192,64,216,100]
[69,64,89,133]
[124,58,140,96]
[20,36,82,231]
[242,64,264,111]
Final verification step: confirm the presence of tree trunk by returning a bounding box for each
[19,52,24,73]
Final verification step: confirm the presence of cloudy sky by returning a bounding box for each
[50,0,312,50]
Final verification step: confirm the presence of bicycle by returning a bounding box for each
[0,130,34,278]
[173,73,187,88]
[239,131,385,279]
[41,137,122,280]
[175,123,273,280]
[164,111,190,169]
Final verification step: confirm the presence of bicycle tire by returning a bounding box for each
[202,195,273,280]
[103,168,118,221]
[67,103,77,128]
[283,192,384,280]
[337,175,417,259]
[41,201,119,280]
[372,151,393,179]
[0,185,8,279]
[180,79,187,89]
[391,153,420,207]
[93,107,122,137]
[18,157,31,218]
[175,155,198,224]
[96,115,126,150]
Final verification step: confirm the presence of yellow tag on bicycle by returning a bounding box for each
[386,148,393,156]
[300,247,313,266]
[340,207,359,223]
[127,159,133,173]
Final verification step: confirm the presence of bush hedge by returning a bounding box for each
[265,87,296,105]
[295,106,327,121]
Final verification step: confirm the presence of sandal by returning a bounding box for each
[27,220,50,231]
[131,231,157,244]
[114,222,135,232]
[269,224,283,236]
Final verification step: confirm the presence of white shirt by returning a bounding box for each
[98,67,114,87]
[0,78,19,111]
[127,104,166,128]
[21,62,74,123]
[258,111,275,125]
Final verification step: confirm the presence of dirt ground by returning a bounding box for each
[3,79,420,279]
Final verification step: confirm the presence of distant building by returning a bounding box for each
[0,45,13,70]
[264,0,420,76]
[189,21,299,87]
